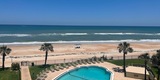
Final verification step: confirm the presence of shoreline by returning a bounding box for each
[1,41,160,46]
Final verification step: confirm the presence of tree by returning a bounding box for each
[117,42,133,77]
[11,62,20,70]
[151,54,158,66]
[40,43,53,66]
[0,45,12,70]
[158,66,160,80]
[156,50,160,80]
[138,53,150,80]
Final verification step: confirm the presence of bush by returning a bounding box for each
[11,63,20,70]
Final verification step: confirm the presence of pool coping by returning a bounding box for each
[53,65,114,80]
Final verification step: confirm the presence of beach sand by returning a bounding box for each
[0,42,160,67]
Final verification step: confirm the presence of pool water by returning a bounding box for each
[55,66,112,80]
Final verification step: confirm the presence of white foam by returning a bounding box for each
[0,33,160,37]
[60,33,88,36]
[0,34,32,37]
[1,39,160,45]
[94,33,160,35]
[40,33,88,36]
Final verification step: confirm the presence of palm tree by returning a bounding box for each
[0,45,12,70]
[40,43,53,66]
[151,50,160,80]
[117,42,133,77]
[158,66,160,80]
[156,50,160,80]
[138,53,150,80]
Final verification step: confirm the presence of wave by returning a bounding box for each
[0,34,32,37]
[39,33,88,36]
[94,33,160,35]
[0,33,160,37]
[0,33,88,37]
[1,39,160,45]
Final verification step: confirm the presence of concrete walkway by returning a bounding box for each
[21,66,32,80]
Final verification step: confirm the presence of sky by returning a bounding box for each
[0,0,160,26]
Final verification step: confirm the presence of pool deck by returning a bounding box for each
[45,62,140,80]
[21,66,32,80]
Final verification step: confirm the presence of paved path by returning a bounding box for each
[21,66,32,80]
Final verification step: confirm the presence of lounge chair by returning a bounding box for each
[90,58,96,64]
[36,74,42,80]
[71,62,76,67]
[77,60,82,65]
[96,58,100,63]
[100,58,104,63]
[62,63,66,68]
[50,66,55,72]
[45,68,49,73]
[86,59,91,64]
[54,65,60,71]
[65,63,69,69]
[81,59,87,64]
[39,72,47,80]
[112,67,121,72]
[67,63,72,67]
[58,64,64,70]
[74,61,79,65]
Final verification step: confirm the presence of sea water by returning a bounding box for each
[0,25,160,45]
[56,66,111,80]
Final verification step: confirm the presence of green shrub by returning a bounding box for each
[11,63,20,71]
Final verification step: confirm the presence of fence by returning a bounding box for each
[4,54,139,66]
[108,55,139,60]
[30,55,139,66]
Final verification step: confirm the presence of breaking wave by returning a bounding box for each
[1,39,160,45]
[94,33,160,35]
[0,33,160,37]
[0,33,88,37]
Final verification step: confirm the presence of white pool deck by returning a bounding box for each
[126,66,149,75]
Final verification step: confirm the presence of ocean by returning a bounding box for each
[0,25,160,45]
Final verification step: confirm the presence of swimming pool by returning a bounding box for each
[54,66,113,80]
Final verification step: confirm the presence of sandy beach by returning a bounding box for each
[0,42,160,67]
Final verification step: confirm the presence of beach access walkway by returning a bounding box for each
[21,66,32,80]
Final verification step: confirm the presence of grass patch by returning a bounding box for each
[29,65,52,80]
[150,66,159,80]
[107,59,145,66]
[0,68,20,80]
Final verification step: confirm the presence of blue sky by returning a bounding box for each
[0,0,160,26]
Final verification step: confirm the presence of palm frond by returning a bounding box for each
[6,48,11,55]
[39,43,54,52]
[117,42,133,54]
[117,43,123,53]
[138,53,150,59]
[117,43,122,48]
[0,46,12,56]
[127,47,133,53]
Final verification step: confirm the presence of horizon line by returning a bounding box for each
[0,24,160,27]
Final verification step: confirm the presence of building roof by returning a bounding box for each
[126,66,149,75]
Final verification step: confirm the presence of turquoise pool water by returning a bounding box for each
[55,66,112,80]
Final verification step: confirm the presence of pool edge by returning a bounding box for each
[53,65,114,80]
